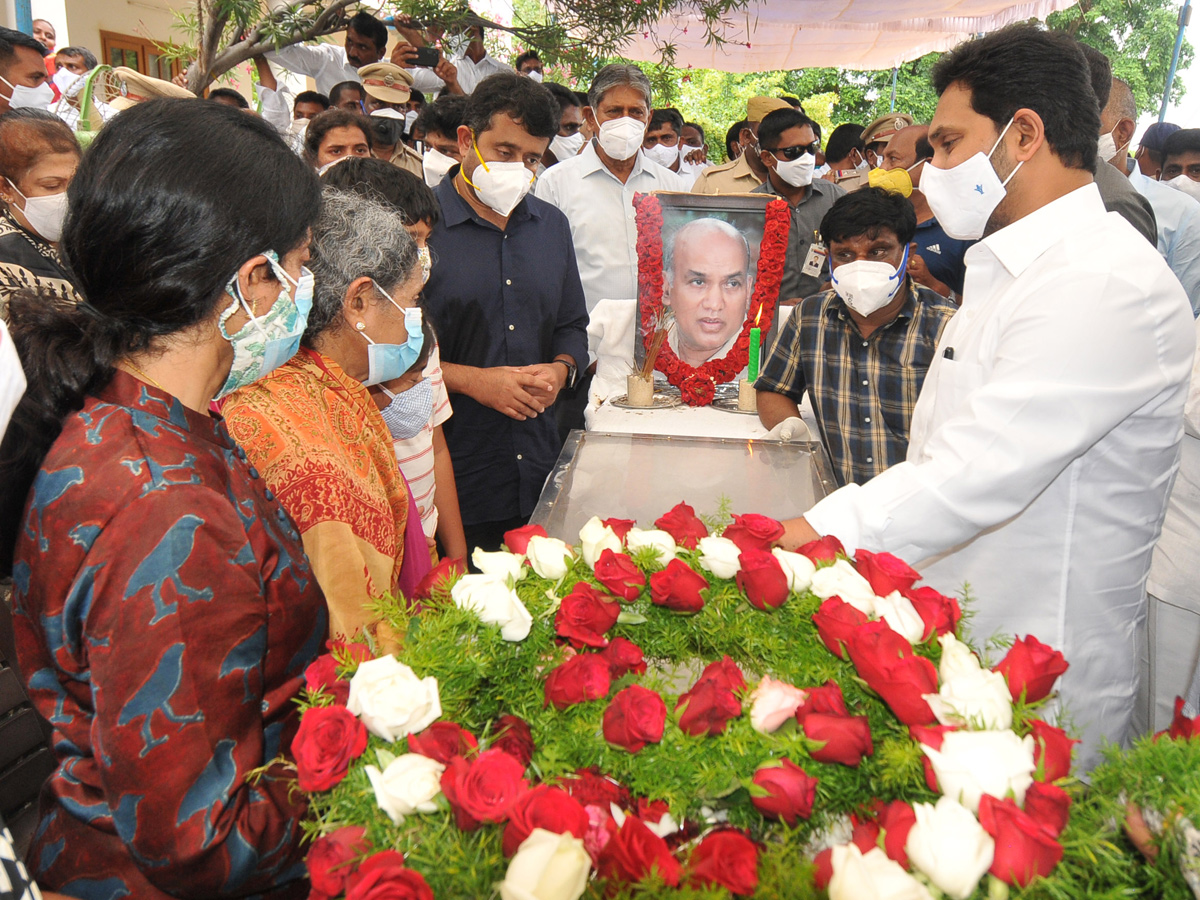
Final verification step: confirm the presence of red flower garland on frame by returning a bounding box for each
[635,193,791,406]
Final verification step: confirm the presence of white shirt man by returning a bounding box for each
[267,44,361,96]
[1126,163,1200,316]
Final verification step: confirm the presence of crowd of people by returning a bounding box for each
[0,10,1198,897]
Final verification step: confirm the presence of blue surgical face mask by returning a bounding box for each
[357,281,424,386]
[379,376,434,439]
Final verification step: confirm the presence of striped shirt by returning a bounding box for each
[392,343,453,539]
[756,281,956,486]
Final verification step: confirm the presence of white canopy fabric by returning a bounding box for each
[616,0,1079,71]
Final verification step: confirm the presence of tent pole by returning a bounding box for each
[889,67,898,112]
[1161,0,1192,123]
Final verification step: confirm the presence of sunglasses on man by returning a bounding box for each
[764,142,820,161]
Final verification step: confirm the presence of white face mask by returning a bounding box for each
[772,152,816,188]
[52,67,80,95]
[853,151,871,172]
[0,75,53,110]
[423,146,458,187]
[526,70,544,83]
[1165,173,1200,203]
[597,116,646,161]
[644,142,680,169]
[920,117,1023,241]
[831,246,909,316]
[287,117,310,137]
[464,142,534,217]
[1096,126,1130,164]
[549,131,584,161]
[9,185,68,242]
[404,109,419,134]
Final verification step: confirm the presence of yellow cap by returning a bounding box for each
[746,96,792,123]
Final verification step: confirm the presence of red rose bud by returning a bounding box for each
[344,851,433,900]
[1028,719,1078,782]
[910,723,959,791]
[327,639,373,664]
[978,794,1064,887]
[750,758,818,825]
[596,815,682,887]
[902,584,962,641]
[594,548,647,602]
[488,715,535,767]
[853,549,921,596]
[1023,780,1071,837]
[604,685,668,752]
[307,825,370,898]
[1166,696,1200,740]
[795,680,848,723]
[876,800,917,868]
[503,523,548,555]
[406,721,479,765]
[994,635,1069,704]
[439,749,529,831]
[602,517,636,541]
[803,713,873,767]
[413,555,465,600]
[649,558,710,613]
[797,534,844,563]
[722,513,785,554]
[846,621,938,725]
[676,678,743,737]
[812,847,834,890]
[696,655,747,693]
[601,637,647,678]
[544,653,612,709]
[502,784,590,856]
[812,597,870,659]
[305,654,349,705]
[291,705,369,792]
[688,829,759,896]
[558,768,630,810]
[735,549,790,610]
[634,797,670,824]
[555,582,622,648]
[654,502,709,549]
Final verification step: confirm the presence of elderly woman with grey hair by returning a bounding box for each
[223,187,429,644]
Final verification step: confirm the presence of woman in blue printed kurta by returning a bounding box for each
[0,100,325,899]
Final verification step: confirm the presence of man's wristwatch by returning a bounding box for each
[551,358,578,390]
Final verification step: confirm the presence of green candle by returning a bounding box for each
[748,327,761,383]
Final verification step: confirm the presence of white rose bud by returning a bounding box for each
[697,535,742,579]
[451,574,533,641]
[828,844,934,900]
[498,828,591,900]
[525,535,574,581]
[625,527,678,565]
[579,516,622,568]
[938,632,983,684]
[348,657,442,741]
[926,633,1013,731]
[748,675,808,733]
[810,559,876,616]
[365,753,445,825]
[872,590,926,644]
[771,547,816,593]
[921,729,1036,814]
[472,547,527,583]
[905,796,995,900]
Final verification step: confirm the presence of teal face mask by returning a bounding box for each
[357,280,424,387]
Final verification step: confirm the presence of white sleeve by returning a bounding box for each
[532,168,557,205]
[408,67,446,93]
[257,84,292,133]
[265,44,328,80]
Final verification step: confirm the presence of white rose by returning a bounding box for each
[697,535,742,579]
[921,729,1036,814]
[905,796,995,900]
[579,516,621,567]
[451,574,533,641]
[364,753,445,825]
[872,590,926,644]
[771,547,816,593]
[748,675,808,733]
[498,828,591,900]
[924,667,1013,731]
[347,657,442,741]
[828,844,934,900]
[472,547,527,583]
[526,535,574,581]
[810,559,876,616]
[625,527,677,565]
[938,632,983,684]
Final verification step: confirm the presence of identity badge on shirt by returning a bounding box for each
[802,242,828,279]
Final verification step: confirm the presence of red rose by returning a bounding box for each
[750,758,817,825]
[596,815,682,887]
[902,585,962,641]
[735,549,790,610]
[634,797,670,824]
[994,636,1069,704]
[558,768,630,809]
[601,637,646,678]
[696,656,747,693]
[1165,696,1200,740]
[593,548,647,602]
[305,654,349,705]
[504,523,547,555]
[798,534,844,563]
[688,829,759,896]
[853,549,920,596]
[978,794,1064,887]
[291,705,368,792]
[488,715,535,767]
[1023,780,1071,837]
[1028,719,1078,782]
[413,556,465,600]
[344,851,433,900]
[555,583,621,648]
[795,680,848,722]
[502,784,590,856]
[910,723,959,791]
[846,621,938,725]
[307,825,370,899]
[803,713,873,767]
[544,653,612,709]
[812,597,870,659]
[602,517,636,541]
[676,678,742,737]
[654,502,709,549]
[813,848,834,890]
[439,749,529,831]
[649,558,709,613]
[722,514,785,554]
[875,800,917,868]
[406,721,478,765]
[604,685,667,753]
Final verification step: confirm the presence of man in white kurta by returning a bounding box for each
[783,26,1196,772]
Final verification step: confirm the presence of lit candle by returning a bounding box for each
[748,327,761,383]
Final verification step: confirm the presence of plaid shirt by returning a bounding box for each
[756,280,956,486]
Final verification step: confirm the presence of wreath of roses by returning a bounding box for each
[634,193,791,406]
